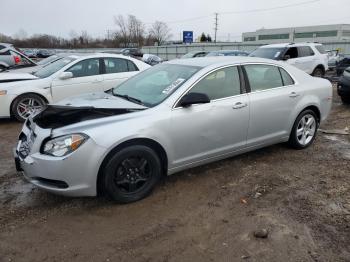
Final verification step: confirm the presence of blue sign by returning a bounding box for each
[183,31,193,43]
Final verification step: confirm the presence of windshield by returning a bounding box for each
[206,51,224,57]
[34,57,76,78]
[37,55,60,65]
[181,53,196,58]
[249,47,285,60]
[112,64,201,107]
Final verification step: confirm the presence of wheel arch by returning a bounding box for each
[301,105,321,124]
[314,64,325,74]
[96,137,168,196]
[9,92,49,116]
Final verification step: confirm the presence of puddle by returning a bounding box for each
[323,135,350,160]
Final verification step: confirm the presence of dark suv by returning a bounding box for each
[337,67,350,104]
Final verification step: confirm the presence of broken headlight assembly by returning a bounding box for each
[42,134,88,157]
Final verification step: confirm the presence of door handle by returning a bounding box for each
[289,92,300,98]
[232,102,247,109]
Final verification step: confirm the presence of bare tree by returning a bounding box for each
[149,21,172,45]
[114,15,129,46]
[13,29,28,40]
[128,15,145,47]
[114,14,145,47]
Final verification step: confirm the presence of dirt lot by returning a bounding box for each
[0,85,349,262]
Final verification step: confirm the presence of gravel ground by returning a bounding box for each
[0,84,349,262]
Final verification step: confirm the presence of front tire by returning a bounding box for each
[11,94,47,122]
[288,110,318,149]
[102,145,162,203]
[311,67,324,78]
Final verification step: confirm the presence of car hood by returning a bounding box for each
[6,65,42,74]
[0,72,38,83]
[33,92,148,129]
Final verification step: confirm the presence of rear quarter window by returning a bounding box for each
[127,60,138,71]
[279,68,295,86]
[315,45,326,54]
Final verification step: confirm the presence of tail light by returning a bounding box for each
[14,56,21,64]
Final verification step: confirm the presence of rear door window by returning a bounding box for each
[244,64,283,91]
[104,58,129,74]
[66,58,100,78]
[298,46,315,57]
[315,45,327,54]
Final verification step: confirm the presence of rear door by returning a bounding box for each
[101,57,140,91]
[297,46,316,74]
[169,66,249,167]
[243,64,299,146]
[51,58,103,102]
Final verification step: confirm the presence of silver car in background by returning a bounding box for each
[0,43,36,71]
[14,57,332,203]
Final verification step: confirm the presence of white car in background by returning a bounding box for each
[0,53,150,121]
[249,43,329,77]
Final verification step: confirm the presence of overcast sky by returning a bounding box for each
[1,0,349,41]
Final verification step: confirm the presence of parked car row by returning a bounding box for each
[181,49,249,59]
[0,53,150,121]
[21,49,56,59]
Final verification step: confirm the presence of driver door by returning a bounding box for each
[169,66,249,168]
[51,58,103,102]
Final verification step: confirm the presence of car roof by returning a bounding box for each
[260,42,322,48]
[54,53,134,59]
[209,50,246,53]
[167,56,281,68]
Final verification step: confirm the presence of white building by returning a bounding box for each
[242,24,350,44]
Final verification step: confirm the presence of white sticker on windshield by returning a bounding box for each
[274,51,281,58]
[162,78,185,94]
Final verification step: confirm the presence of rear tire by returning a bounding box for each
[102,145,162,203]
[11,94,47,122]
[340,96,350,104]
[311,67,324,78]
[288,109,318,149]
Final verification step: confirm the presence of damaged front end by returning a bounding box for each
[33,105,144,129]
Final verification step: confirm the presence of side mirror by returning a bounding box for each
[59,71,73,80]
[282,55,290,61]
[179,92,210,108]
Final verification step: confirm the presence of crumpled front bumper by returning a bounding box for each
[14,120,107,197]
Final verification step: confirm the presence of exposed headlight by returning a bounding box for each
[42,134,88,157]
[0,90,7,96]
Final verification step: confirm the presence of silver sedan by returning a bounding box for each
[14,57,332,203]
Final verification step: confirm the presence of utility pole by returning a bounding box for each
[214,13,218,43]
